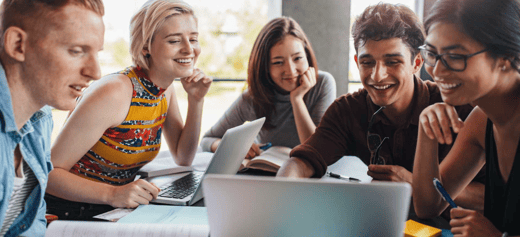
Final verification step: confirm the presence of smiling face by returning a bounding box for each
[355,38,421,110]
[147,14,200,80]
[424,22,501,106]
[23,4,105,111]
[268,35,309,93]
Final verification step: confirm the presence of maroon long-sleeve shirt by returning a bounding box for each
[291,76,482,181]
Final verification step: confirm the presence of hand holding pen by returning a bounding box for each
[433,177,457,208]
[434,178,504,237]
[245,142,272,159]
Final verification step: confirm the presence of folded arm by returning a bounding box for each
[413,104,487,218]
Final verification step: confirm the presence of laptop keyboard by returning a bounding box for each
[158,173,203,199]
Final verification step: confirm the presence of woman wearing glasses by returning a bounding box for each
[413,0,520,236]
[200,17,336,158]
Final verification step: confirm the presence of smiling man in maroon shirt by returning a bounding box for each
[277,3,485,213]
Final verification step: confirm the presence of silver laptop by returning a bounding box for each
[203,174,411,237]
[151,117,265,206]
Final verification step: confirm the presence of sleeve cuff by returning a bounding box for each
[200,137,219,152]
[290,144,328,178]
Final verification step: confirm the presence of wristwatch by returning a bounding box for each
[502,232,509,237]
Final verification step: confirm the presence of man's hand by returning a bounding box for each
[367,164,412,184]
[276,157,315,178]
[450,207,501,237]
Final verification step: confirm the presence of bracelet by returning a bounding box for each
[502,232,509,237]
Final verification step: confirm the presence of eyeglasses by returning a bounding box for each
[418,45,489,72]
[367,106,389,165]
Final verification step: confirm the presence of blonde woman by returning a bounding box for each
[46,0,212,220]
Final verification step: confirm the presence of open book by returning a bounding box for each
[45,221,209,237]
[239,146,292,173]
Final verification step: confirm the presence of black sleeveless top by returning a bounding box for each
[484,119,520,235]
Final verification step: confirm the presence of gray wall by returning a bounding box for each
[277,0,351,96]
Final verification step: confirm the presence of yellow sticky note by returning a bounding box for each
[404,219,442,237]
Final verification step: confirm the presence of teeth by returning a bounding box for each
[175,59,192,63]
[73,86,82,91]
[438,82,461,89]
[373,85,391,90]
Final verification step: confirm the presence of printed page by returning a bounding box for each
[45,221,209,237]
[323,156,372,183]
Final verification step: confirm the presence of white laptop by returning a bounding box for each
[203,174,411,237]
[150,117,265,206]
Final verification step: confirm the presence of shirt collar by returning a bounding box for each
[0,63,51,134]
[0,63,18,133]
[366,75,430,127]
[274,89,291,102]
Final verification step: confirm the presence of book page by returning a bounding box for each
[246,146,291,172]
[323,156,372,183]
[45,221,209,237]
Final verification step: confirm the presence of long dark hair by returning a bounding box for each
[247,17,318,129]
[424,0,520,72]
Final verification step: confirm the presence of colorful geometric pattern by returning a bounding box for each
[71,66,168,185]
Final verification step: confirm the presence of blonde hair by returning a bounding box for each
[130,0,195,70]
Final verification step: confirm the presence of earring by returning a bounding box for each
[502,65,507,71]
[145,53,151,58]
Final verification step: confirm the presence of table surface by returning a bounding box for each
[91,168,451,231]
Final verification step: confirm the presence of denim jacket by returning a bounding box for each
[0,64,53,237]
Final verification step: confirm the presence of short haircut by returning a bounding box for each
[425,0,520,72]
[0,0,104,46]
[130,0,196,70]
[247,17,318,129]
[352,3,425,62]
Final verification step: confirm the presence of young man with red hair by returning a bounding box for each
[0,0,104,236]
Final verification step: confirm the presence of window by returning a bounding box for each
[49,0,269,152]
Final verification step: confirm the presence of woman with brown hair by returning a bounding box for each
[201,17,336,158]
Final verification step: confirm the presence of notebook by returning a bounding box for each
[203,174,412,237]
[150,117,265,206]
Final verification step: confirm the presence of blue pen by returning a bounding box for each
[433,178,457,208]
[259,142,272,150]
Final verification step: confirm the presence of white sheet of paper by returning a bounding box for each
[323,156,373,183]
[138,150,213,177]
[93,208,134,222]
[117,204,209,226]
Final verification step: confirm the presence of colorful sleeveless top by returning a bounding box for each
[71,66,167,185]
